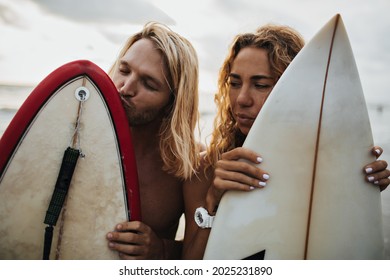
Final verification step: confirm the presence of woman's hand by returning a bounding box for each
[206,147,269,214]
[363,146,390,192]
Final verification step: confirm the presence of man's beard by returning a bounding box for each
[121,96,164,126]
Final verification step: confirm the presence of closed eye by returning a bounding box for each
[142,78,158,91]
[118,63,130,75]
[254,83,272,90]
[229,80,241,88]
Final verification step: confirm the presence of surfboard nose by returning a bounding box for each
[204,14,383,260]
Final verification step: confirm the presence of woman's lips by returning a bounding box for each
[236,113,255,126]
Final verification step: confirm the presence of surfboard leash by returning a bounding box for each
[42,147,80,260]
[42,82,89,259]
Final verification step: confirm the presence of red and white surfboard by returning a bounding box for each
[0,60,141,259]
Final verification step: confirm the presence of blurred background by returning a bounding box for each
[0,0,389,258]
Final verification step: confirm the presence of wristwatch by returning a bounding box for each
[194,207,215,229]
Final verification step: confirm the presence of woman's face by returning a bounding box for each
[228,47,276,136]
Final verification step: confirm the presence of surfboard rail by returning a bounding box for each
[204,14,384,260]
[0,60,141,222]
[0,60,141,259]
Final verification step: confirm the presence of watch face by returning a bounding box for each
[196,211,204,223]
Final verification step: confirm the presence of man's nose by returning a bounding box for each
[119,76,137,97]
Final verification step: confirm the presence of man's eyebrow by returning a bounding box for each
[118,59,129,66]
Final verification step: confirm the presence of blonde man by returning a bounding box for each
[106,22,200,259]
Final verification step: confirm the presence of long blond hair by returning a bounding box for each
[205,24,305,169]
[109,22,200,179]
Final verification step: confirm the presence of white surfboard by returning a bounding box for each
[0,60,141,259]
[204,14,384,260]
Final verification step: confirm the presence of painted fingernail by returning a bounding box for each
[259,181,266,187]
[368,176,375,182]
[374,181,379,185]
[375,149,381,155]
[365,167,373,174]
[250,186,255,190]
[257,157,263,163]
[263,174,270,180]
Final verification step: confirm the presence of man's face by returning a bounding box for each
[111,38,172,126]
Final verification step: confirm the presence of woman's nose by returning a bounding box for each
[236,86,253,107]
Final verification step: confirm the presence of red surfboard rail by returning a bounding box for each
[0,60,141,221]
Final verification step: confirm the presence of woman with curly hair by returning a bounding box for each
[182,24,390,259]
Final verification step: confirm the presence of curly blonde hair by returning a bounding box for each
[205,24,305,169]
[109,22,200,179]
